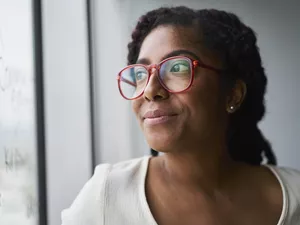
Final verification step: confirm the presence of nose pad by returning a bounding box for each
[147,65,158,79]
[149,67,157,75]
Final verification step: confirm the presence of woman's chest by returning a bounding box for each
[145,183,280,225]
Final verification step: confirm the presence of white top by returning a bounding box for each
[61,156,300,225]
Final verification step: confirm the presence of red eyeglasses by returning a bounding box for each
[117,56,222,100]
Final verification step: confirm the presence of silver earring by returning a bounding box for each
[230,106,234,110]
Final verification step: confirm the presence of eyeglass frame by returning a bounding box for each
[117,55,223,100]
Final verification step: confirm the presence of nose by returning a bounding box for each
[143,67,169,101]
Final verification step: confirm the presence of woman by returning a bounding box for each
[61,6,300,225]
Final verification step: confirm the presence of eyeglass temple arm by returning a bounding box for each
[193,61,223,73]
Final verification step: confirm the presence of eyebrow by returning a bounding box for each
[136,49,201,65]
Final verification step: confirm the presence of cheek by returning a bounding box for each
[189,77,215,102]
[131,99,142,119]
[186,75,223,118]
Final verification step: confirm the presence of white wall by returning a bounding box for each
[42,1,92,225]
[90,0,149,164]
[92,0,300,169]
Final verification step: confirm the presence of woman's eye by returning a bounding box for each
[135,71,147,80]
[170,63,189,73]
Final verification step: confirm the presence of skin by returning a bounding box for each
[131,25,283,225]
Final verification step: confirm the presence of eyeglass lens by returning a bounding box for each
[119,58,192,99]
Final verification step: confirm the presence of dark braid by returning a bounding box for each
[127,6,277,165]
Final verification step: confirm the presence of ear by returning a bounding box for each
[226,79,247,113]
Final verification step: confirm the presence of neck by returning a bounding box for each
[158,141,240,193]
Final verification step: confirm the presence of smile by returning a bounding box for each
[144,115,177,125]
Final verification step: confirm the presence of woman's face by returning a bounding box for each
[131,25,229,153]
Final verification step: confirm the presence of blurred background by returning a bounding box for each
[0,0,299,225]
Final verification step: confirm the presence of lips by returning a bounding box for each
[143,109,177,119]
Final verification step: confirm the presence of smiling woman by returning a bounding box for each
[61,6,300,225]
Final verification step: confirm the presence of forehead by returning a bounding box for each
[138,25,221,67]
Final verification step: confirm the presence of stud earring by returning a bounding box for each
[227,105,235,113]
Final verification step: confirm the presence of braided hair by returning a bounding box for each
[127,6,277,165]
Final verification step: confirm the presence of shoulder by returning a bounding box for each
[60,163,110,225]
[268,166,300,194]
[266,165,300,224]
[61,156,150,225]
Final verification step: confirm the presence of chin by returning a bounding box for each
[145,131,178,153]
